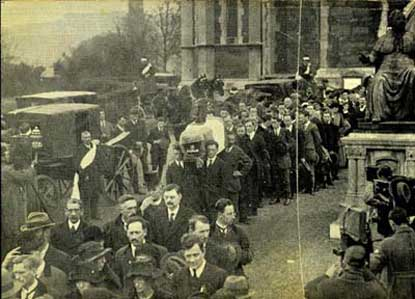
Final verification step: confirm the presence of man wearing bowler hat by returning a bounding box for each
[73,241,122,293]
[126,255,174,299]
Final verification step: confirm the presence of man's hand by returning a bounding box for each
[2,247,21,269]
[233,170,243,177]
[325,261,342,278]
[226,245,238,262]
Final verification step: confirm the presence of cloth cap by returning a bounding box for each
[344,245,366,268]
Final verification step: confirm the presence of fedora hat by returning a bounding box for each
[75,241,112,264]
[126,255,163,279]
[20,212,55,232]
[2,269,23,298]
[223,276,255,299]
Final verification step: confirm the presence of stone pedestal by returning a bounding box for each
[342,132,415,207]
[330,132,415,240]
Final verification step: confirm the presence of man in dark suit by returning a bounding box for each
[172,233,227,298]
[103,194,139,253]
[147,117,170,181]
[114,216,167,293]
[254,116,273,201]
[203,140,226,222]
[244,119,266,216]
[210,199,252,275]
[51,198,92,256]
[125,108,148,147]
[73,131,102,220]
[12,255,49,299]
[99,110,115,143]
[235,123,257,223]
[321,110,339,185]
[305,246,387,299]
[218,132,252,219]
[188,215,235,274]
[165,145,186,191]
[144,184,195,252]
[370,208,415,299]
[269,118,292,205]
[298,111,322,194]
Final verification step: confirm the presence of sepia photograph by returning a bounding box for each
[1,0,415,298]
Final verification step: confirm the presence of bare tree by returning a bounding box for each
[147,0,181,72]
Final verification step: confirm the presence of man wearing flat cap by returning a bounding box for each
[73,241,122,293]
[126,255,174,299]
[305,245,386,299]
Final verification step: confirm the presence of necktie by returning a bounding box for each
[192,269,197,278]
[169,213,175,225]
[208,159,213,167]
[70,226,76,233]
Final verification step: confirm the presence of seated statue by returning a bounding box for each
[360,10,415,122]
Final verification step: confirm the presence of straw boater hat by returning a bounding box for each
[2,269,23,299]
[75,241,112,265]
[20,212,55,232]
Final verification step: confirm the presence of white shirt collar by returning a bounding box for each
[167,206,180,220]
[21,279,38,299]
[189,259,207,278]
[68,220,81,231]
[248,131,255,140]
[36,260,46,278]
[207,155,217,165]
[176,160,184,167]
[305,120,311,129]
[38,243,49,260]
[216,221,228,234]
[131,241,146,257]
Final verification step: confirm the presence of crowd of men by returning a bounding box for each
[3,79,415,299]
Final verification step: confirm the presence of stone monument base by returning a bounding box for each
[329,131,415,239]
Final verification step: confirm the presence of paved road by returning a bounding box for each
[243,171,347,299]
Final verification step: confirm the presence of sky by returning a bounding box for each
[1,1,162,67]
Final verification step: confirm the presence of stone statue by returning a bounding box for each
[360,9,415,122]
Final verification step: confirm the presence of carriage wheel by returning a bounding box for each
[35,175,59,208]
[105,144,135,202]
